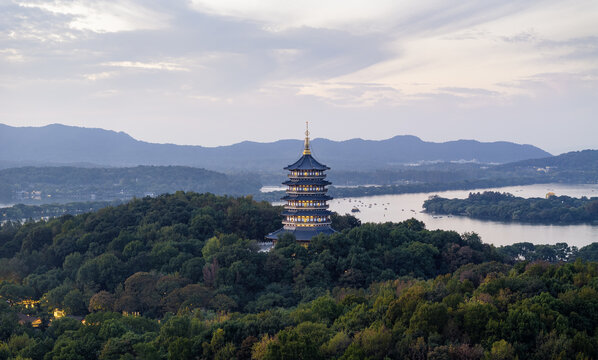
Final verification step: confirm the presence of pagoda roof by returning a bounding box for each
[282,194,332,201]
[282,179,331,186]
[282,209,332,216]
[284,154,330,171]
[265,226,336,241]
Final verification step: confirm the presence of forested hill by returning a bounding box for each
[1,192,598,359]
[495,149,598,183]
[0,123,551,171]
[500,149,598,170]
[0,166,261,203]
[424,191,598,225]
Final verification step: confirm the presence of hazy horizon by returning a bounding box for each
[0,122,570,156]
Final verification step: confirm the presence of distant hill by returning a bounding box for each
[495,150,598,183]
[0,123,551,171]
[0,166,261,204]
[498,150,598,170]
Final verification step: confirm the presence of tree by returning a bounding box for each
[485,340,516,360]
[263,322,332,360]
[76,253,125,291]
[114,272,160,316]
[63,289,88,315]
[168,338,192,360]
[356,326,392,359]
[88,291,116,312]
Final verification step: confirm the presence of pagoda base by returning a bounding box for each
[265,226,336,244]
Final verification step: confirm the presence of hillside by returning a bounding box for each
[495,150,598,183]
[499,149,598,170]
[0,166,261,204]
[0,193,597,359]
[0,123,551,171]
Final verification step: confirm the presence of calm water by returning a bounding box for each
[328,183,598,247]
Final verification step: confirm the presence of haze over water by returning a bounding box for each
[329,183,598,247]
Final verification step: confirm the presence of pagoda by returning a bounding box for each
[266,122,336,244]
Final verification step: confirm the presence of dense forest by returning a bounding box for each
[424,191,598,225]
[0,192,598,359]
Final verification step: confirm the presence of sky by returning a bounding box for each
[1,0,597,154]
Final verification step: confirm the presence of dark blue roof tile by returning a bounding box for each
[284,154,330,171]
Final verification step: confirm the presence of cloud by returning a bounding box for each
[83,71,114,81]
[101,61,190,72]
[439,87,500,97]
[189,94,233,104]
[0,0,597,154]
[16,0,170,33]
[293,82,404,107]
[188,0,404,33]
[0,48,25,62]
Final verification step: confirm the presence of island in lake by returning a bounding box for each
[424,191,598,225]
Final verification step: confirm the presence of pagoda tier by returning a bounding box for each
[281,194,332,201]
[266,123,336,244]
[281,209,331,216]
[282,179,331,186]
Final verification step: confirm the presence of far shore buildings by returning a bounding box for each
[266,123,336,244]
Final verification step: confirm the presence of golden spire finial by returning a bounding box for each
[303,121,311,155]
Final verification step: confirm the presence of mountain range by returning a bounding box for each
[0,123,551,171]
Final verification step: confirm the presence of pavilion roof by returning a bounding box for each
[284,154,330,171]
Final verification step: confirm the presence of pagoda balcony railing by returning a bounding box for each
[286,190,328,195]
[284,210,330,214]
[282,220,332,226]
[284,205,329,210]
[287,174,326,179]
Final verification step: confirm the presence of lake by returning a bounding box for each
[328,183,598,247]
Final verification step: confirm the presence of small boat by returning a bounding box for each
[351,207,360,213]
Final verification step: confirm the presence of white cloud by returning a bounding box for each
[286,1,598,105]
[189,94,233,104]
[0,48,26,62]
[101,61,190,72]
[189,0,408,33]
[17,0,170,33]
[83,71,115,81]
